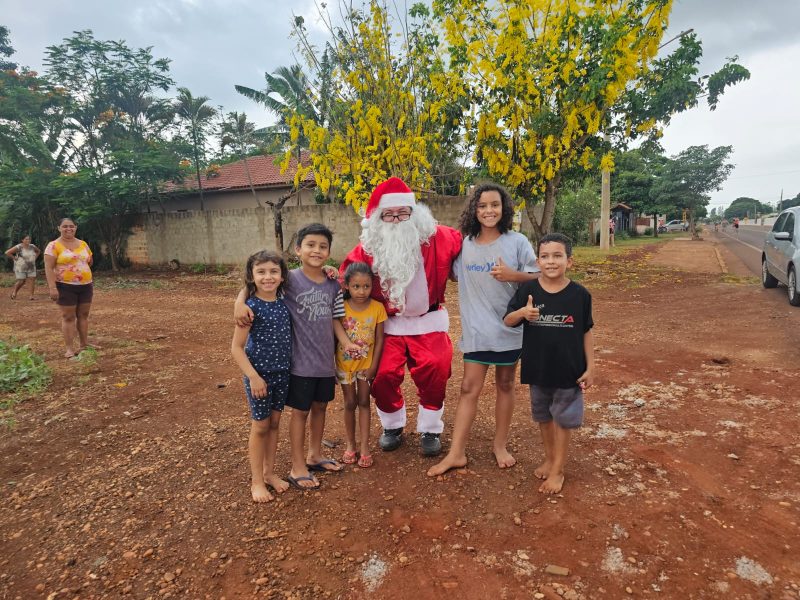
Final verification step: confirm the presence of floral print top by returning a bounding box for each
[44,239,93,285]
[335,299,387,376]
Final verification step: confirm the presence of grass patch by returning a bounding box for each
[721,274,759,285]
[95,278,174,290]
[0,339,52,426]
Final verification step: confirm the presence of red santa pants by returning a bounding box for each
[371,331,452,433]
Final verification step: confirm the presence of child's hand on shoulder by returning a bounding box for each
[249,375,268,398]
[234,303,254,327]
[322,264,339,280]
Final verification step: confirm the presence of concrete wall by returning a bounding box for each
[152,187,317,213]
[127,196,487,266]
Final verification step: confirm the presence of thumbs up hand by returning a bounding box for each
[521,294,540,322]
[490,256,513,282]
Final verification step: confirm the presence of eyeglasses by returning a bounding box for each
[381,211,412,222]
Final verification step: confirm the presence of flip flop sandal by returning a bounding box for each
[287,474,320,490]
[342,450,357,464]
[306,459,343,473]
[357,454,374,468]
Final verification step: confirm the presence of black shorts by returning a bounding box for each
[286,375,336,411]
[463,349,521,366]
[56,282,94,306]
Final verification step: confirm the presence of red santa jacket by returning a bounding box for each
[340,225,462,316]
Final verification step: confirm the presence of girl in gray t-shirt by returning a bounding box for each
[428,183,538,478]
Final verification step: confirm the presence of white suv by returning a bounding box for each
[762,207,800,306]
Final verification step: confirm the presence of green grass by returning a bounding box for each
[0,339,52,426]
[95,278,174,290]
[573,234,674,263]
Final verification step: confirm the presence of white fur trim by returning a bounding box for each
[378,192,416,210]
[417,406,444,434]
[376,404,407,429]
[384,307,449,335]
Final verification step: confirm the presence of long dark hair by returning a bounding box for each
[458,182,515,239]
[342,261,372,300]
[244,250,288,298]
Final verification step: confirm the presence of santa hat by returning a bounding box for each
[362,177,416,227]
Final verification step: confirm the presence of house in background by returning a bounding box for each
[154,153,317,212]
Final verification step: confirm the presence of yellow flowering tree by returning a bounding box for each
[287,1,465,214]
[434,0,675,237]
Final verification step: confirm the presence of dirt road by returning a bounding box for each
[1,238,798,599]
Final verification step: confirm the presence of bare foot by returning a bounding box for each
[493,447,517,469]
[251,482,274,503]
[64,349,76,359]
[534,461,552,480]
[79,343,102,352]
[264,474,289,494]
[427,453,467,477]
[539,472,565,494]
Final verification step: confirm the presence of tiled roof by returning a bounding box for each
[166,152,314,193]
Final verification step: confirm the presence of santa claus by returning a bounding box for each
[340,177,462,456]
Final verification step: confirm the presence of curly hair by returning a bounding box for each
[244,250,288,298]
[458,183,515,239]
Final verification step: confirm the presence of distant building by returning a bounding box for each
[154,153,317,212]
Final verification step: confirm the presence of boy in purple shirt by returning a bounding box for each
[236,224,353,490]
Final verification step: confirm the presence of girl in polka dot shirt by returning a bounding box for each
[231,251,292,503]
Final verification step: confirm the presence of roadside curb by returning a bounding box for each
[713,243,728,274]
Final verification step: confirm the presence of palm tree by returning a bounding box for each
[175,87,216,211]
[220,111,263,208]
[235,65,320,150]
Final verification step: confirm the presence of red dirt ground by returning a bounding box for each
[1,238,799,600]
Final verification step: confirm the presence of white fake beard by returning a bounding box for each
[361,204,437,311]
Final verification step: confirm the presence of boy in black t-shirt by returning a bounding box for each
[504,233,594,495]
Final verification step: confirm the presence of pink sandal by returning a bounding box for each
[342,450,357,464]
[357,454,374,468]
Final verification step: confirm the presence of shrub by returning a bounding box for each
[553,180,600,246]
[0,340,51,400]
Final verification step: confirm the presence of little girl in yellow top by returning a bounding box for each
[336,262,387,468]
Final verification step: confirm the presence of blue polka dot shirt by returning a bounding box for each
[245,296,292,374]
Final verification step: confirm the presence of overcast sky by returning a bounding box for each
[4,0,799,212]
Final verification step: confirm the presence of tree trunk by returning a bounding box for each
[242,156,261,208]
[653,213,659,237]
[192,130,205,212]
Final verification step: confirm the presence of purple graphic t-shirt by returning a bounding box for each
[283,269,345,377]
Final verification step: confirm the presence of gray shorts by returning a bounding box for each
[530,385,584,429]
[14,268,35,280]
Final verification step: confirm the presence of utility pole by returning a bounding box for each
[779,188,783,213]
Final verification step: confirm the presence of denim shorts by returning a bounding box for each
[245,371,289,421]
[529,385,584,429]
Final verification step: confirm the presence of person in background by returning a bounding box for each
[5,235,40,300]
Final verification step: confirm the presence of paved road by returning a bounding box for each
[714,227,767,276]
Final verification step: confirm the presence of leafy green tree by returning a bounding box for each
[552,180,600,246]
[175,87,217,211]
[0,26,16,71]
[651,145,734,239]
[781,193,800,210]
[723,197,773,220]
[612,149,668,237]
[41,31,178,269]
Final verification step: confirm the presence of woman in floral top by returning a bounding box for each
[44,218,96,358]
